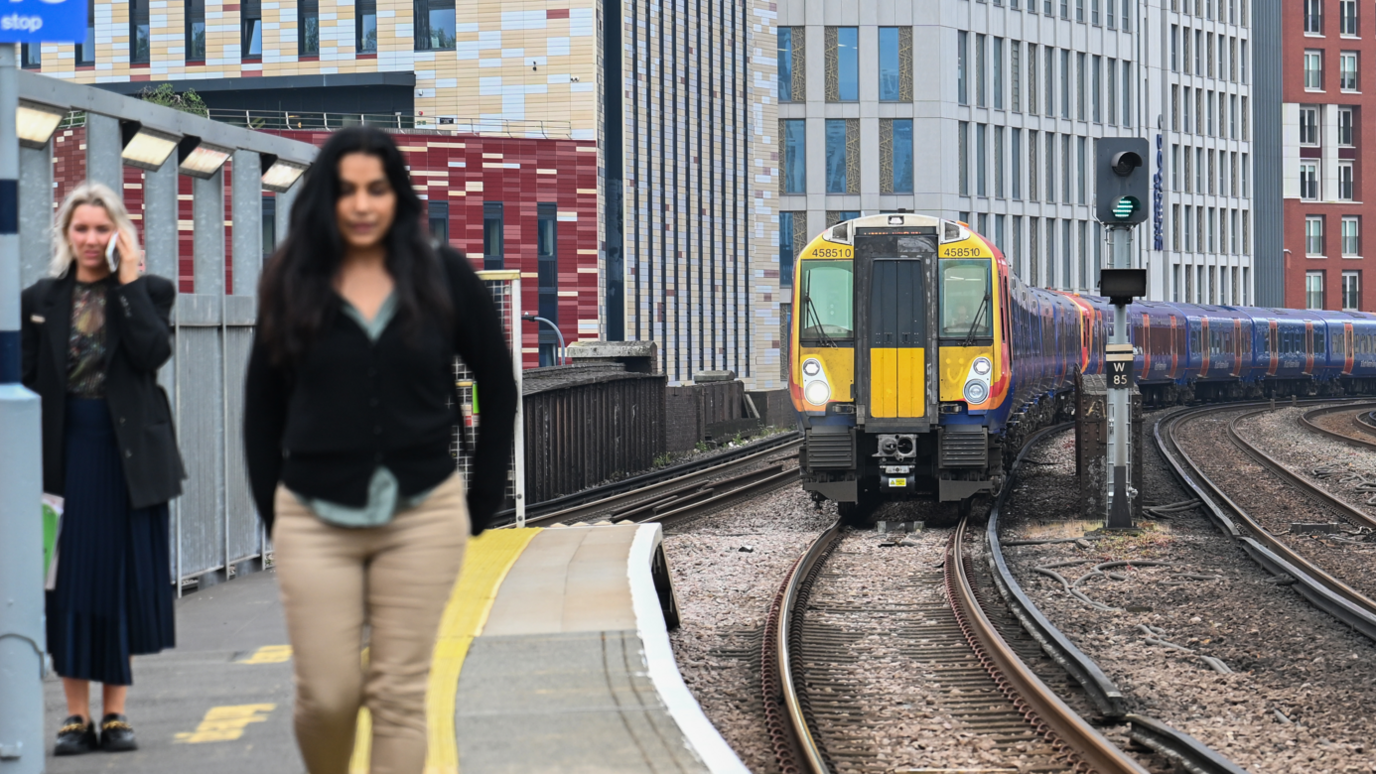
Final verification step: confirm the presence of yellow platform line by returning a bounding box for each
[349,528,542,774]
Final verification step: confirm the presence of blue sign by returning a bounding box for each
[0,0,87,44]
[1152,133,1164,251]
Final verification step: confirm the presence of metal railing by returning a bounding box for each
[204,109,574,139]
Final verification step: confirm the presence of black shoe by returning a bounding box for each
[54,715,98,756]
[99,713,137,752]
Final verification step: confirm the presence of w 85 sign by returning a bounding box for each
[0,0,87,43]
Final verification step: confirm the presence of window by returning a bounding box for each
[1045,46,1055,115]
[1028,130,1039,201]
[939,260,993,339]
[1242,40,1250,85]
[1173,263,1181,302]
[1307,216,1325,256]
[242,0,263,58]
[1012,129,1022,199]
[958,32,969,105]
[300,0,320,56]
[1107,0,1115,27]
[1305,0,1322,34]
[1343,217,1361,256]
[1062,134,1071,204]
[878,27,911,102]
[959,122,970,196]
[482,202,504,270]
[977,34,987,107]
[995,126,1005,198]
[1121,0,1131,32]
[1061,49,1070,119]
[1307,271,1325,310]
[1062,220,1073,289]
[1242,96,1249,139]
[1107,58,1117,126]
[779,212,803,288]
[75,0,94,64]
[1122,62,1132,127]
[186,0,206,61]
[882,119,914,194]
[1196,147,1204,194]
[357,0,378,53]
[1172,144,1181,191]
[1184,147,1192,193]
[1077,0,1085,21]
[1183,27,1192,75]
[1093,55,1102,121]
[1341,52,1359,91]
[827,27,859,102]
[415,0,457,51]
[1092,0,1101,24]
[1185,205,1194,251]
[1171,25,1178,72]
[1344,271,1361,310]
[1242,153,1249,195]
[429,200,450,245]
[1076,52,1086,121]
[1062,0,1070,18]
[1027,44,1038,115]
[131,0,150,63]
[778,27,796,102]
[1195,30,1203,74]
[1339,107,1355,145]
[1207,92,1215,136]
[993,37,1004,109]
[1012,216,1024,279]
[825,119,858,193]
[1173,204,1182,251]
[782,120,806,194]
[977,124,988,196]
[20,43,39,69]
[799,260,854,344]
[1045,131,1056,202]
[1340,162,1355,200]
[1305,51,1323,89]
[1077,135,1087,204]
[536,203,559,365]
[1208,32,1215,77]
[1029,218,1040,284]
[1012,42,1022,112]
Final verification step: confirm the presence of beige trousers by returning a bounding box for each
[272,472,470,774]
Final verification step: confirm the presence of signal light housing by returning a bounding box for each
[1095,138,1151,225]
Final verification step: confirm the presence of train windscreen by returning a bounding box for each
[799,260,854,345]
[939,260,993,341]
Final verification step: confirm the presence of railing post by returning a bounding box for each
[85,112,122,191]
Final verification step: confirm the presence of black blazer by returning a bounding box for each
[20,271,186,509]
[243,247,518,536]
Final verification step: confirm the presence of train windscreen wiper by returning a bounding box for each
[961,289,991,347]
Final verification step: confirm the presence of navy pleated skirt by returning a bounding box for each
[46,396,176,686]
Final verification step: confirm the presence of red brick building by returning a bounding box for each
[1283,0,1374,312]
[51,125,599,369]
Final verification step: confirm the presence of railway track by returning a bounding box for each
[1157,402,1376,642]
[506,431,802,529]
[762,425,1246,774]
[1299,400,1376,449]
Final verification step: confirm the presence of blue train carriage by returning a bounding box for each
[788,213,1022,520]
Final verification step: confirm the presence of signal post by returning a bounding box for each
[1094,138,1150,530]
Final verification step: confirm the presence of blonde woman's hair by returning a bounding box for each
[50,181,140,278]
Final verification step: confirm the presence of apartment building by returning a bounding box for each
[1282,0,1374,313]
[1143,0,1256,307]
[776,0,1143,298]
[24,0,783,387]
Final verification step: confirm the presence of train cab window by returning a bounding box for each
[940,260,993,340]
[799,260,854,344]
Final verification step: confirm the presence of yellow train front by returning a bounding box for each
[789,214,1015,521]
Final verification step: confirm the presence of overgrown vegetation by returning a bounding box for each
[139,83,209,118]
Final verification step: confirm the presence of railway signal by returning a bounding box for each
[1095,138,1151,531]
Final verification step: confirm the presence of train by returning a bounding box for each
[788,213,1376,521]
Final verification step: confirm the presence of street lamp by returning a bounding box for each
[521,314,566,366]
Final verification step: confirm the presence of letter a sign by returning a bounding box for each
[0,0,87,44]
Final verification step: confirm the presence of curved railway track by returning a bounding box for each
[1299,400,1376,449]
[1156,402,1376,641]
[498,432,802,529]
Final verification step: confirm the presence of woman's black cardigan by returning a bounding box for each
[242,248,518,536]
[20,271,186,509]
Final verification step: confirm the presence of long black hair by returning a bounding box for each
[257,126,452,365]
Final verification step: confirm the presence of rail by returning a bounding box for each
[1156,402,1376,642]
[1298,401,1376,450]
[52,107,576,139]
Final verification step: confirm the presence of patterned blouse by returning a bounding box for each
[67,279,109,398]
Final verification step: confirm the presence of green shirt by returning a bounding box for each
[292,293,437,528]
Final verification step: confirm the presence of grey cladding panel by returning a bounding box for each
[225,327,260,564]
[176,328,226,579]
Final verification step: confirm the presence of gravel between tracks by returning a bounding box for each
[1001,416,1376,774]
[1241,405,1376,528]
[664,485,833,774]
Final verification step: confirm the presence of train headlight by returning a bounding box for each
[963,380,989,404]
[804,380,831,406]
[972,357,992,376]
[802,358,822,377]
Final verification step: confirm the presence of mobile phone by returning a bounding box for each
[106,235,119,272]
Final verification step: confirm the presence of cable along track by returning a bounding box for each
[1157,402,1376,642]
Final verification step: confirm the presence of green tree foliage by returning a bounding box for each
[139,83,210,118]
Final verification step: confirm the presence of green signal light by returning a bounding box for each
[1112,196,1140,220]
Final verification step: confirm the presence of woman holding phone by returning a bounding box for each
[19,181,184,755]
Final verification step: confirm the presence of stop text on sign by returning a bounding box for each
[0,0,87,44]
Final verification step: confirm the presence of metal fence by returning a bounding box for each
[15,73,525,587]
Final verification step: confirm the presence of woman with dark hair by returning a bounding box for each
[243,126,517,773]
[21,181,183,754]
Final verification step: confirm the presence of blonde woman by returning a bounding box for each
[19,181,185,755]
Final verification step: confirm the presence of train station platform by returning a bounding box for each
[42,523,746,774]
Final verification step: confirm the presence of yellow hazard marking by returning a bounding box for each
[348,528,542,774]
[239,645,292,664]
[174,704,276,743]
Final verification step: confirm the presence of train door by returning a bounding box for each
[1233,318,1243,377]
[1304,321,1315,375]
[1266,320,1279,376]
[1170,315,1180,379]
[1344,322,1354,375]
[857,230,938,423]
[1141,313,1152,379]
[1200,318,1211,378]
